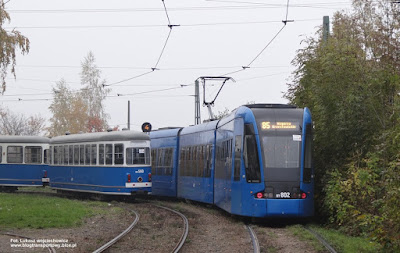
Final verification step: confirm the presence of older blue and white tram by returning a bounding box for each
[0,136,50,191]
[150,104,314,218]
[48,130,152,195]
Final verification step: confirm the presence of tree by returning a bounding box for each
[0,106,46,135]
[80,51,110,132]
[286,0,400,249]
[48,52,109,136]
[214,107,230,120]
[48,79,88,136]
[0,1,30,93]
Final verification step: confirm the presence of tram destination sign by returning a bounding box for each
[261,121,299,131]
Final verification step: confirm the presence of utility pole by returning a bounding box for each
[323,16,330,43]
[128,100,131,130]
[195,79,201,125]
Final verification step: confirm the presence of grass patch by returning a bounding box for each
[288,225,325,252]
[289,224,383,253]
[0,193,110,229]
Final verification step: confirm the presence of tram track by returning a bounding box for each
[93,208,140,253]
[4,190,336,252]
[303,225,337,253]
[246,224,260,253]
[150,204,189,253]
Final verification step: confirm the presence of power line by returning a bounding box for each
[105,0,179,87]
[246,24,286,67]
[16,64,290,70]
[104,70,154,87]
[153,28,172,70]
[220,0,292,76]
[4,19,320,30]
[6,3,352,14]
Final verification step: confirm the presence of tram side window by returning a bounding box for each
[190,147,196,177]
[48,148,52,164]
[165,148,173,175]
[73,145,79,165]
[25,146,42,164]
[179,148,185,176]
[85,144,91,165]
[157,149,164,171]
[151,149,157,174]
[79,145,84,164]
[98,144,105,165]
[105,144,113,165]
[59,145,64,165]
[151,149,157,168]
[114,144,124,165]
[234,135,242,181]
[205,145,212,178]
[303,123,313,183]
[53,146,59,164]
[44,149,48,164]
[7,146,23,163]
[91,144,97,165]
[64,145,69,165]
[0,146,2,163]
[126,147,150,165]
[69,145,73,164]
[244,124,261,183]
[197,146,204,177]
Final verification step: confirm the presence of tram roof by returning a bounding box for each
[0,135,50,144]
[50,130,149,144]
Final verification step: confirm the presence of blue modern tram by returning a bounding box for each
[0,136,50,191]
[48,130,152,195]
[150,104,314,218]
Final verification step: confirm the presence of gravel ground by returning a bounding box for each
[0,197,321,253]
[253,225,322,253]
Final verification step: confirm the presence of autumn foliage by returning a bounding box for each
[48,52,109,136]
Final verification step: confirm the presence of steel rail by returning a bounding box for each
[246,225,260,253]
[153,204,189,253]
[304,226,337,253]
[92,210,140,253]
[1,232,57,253]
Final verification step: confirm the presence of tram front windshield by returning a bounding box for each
[251,108,304,183]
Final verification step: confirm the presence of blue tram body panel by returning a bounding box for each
[0,164,47,187]
[0,136,50,188]
[177,121,217,204]
[150,128,182,197]
[48,130,152,195]
[49,165,151,194]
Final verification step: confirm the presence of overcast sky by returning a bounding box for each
[2,0,353,132]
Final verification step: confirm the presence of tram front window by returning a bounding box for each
[262,136,300,169]
[261,135,301,183]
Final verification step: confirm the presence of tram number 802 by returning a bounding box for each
[277,192,291,198]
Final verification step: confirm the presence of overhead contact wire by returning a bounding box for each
[105,70,154,87]
[245,24,286,67]
[106,0,179,87]
[221,0,291,76]
[153,28,172,70]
